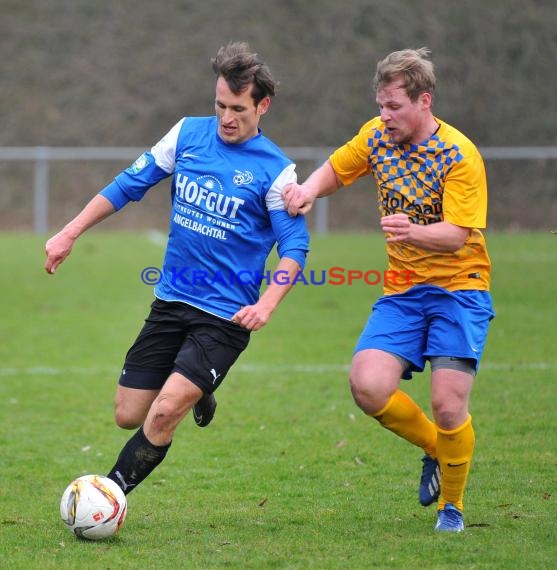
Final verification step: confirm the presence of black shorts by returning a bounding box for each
[118,299,250,394]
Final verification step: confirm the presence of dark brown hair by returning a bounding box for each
[211,42,276,105]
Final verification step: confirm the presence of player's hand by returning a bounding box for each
[380,214,413,243]
[231,303,272,331]
[44,230,75,274]
[282,183,316,216]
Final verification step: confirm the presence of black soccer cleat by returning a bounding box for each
[193,393,217,427]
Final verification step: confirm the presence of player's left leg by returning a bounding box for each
[143,372,203,445]
[425,289,494,530]
[192,392,217,427]
[431,365,475,532]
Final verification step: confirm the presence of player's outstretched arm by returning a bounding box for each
[44,194,116,274]
[282,160,342,216]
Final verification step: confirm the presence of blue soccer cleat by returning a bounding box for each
[434,503,464,532]
[419,455,441,506]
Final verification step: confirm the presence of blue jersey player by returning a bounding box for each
[45,42,309,496]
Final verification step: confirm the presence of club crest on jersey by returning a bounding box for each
[128,153,150,174]
[233,169,254,186]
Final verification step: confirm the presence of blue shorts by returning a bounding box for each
[354,285,495,379]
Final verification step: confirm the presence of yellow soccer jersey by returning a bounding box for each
[329,116,491,294]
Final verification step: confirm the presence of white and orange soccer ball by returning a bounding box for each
[60,474,127,540]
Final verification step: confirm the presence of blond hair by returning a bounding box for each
[373,48,435,102]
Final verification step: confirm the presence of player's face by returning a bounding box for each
[376,80,432,145]
[214,77,270,144]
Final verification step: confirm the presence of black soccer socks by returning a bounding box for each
[107,426,171,495]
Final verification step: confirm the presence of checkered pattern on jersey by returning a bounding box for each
[368,129,463,225]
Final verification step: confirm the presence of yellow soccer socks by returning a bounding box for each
[371,391,475,513]
[435,415,475,512]
[372,390,437,459]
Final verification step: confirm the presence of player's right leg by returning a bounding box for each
[351,293,439,505]
[113,299,186,428]
[350,349,440,505]
[349,348,403,413]
[350,348,437,455]
[114,385,160,429]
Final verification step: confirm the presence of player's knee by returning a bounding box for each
[431,400,467,430]
[150,397,181,430]
[349,375,389,415]
[115,414,142,430]
[114,406,143,430]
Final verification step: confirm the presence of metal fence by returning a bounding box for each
[1,146,557,234]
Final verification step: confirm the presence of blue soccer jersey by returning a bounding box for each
[100,116,309,319]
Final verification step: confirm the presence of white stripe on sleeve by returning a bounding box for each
[150,118,185,174]
[265,163,297,211]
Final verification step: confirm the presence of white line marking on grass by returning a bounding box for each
[491,252,557,263]
[237,363,351,374]
[0,366,120,376]
[1,362,556,377]
[481,361,557,371]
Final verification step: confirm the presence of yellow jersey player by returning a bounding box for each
[283,47,494,532]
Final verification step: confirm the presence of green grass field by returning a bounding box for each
[1,231,555,569]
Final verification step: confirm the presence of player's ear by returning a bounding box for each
[420,91,433,110]
[257,96,271,115]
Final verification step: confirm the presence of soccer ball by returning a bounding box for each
[60,474,127,540]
